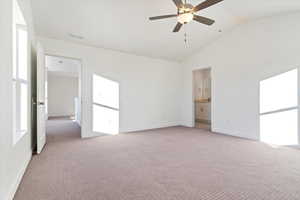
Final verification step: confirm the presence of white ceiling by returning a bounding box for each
[32,0,300,61]
[46,55,80,77]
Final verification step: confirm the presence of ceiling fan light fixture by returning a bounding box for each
[177,13,194,24]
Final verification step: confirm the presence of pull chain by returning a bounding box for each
[184,0,188,45]
[184,23,188,45]
[184,0,188,46]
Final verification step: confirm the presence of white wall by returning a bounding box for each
[47,74,79,117]
[39,37,182,138]
[181,12,300,140]
[0,0,35,199]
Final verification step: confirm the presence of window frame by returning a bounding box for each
[259,68,299,145]
[92,74,120,135]
[12,17,29,144]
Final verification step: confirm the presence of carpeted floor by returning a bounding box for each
[14,119,300,200]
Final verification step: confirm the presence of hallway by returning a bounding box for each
[46,118,81,143]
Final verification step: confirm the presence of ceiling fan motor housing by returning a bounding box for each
[179,3,194,13]
[178,4,194,24]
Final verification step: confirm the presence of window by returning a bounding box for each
[260,69,298,145]
[92,74,119,135]
[12,0,29,144]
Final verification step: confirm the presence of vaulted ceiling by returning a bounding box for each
[31,0,300,61]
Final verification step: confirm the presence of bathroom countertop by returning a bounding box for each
[194,99,210,103]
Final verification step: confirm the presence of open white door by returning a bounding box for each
[36,42,46,154]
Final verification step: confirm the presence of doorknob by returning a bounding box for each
[38,102,45,106]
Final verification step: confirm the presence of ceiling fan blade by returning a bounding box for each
[193,15,215,25]
[173,22,183,32]
[149,14,177,21]
[193,0,224,12]
[172,0,184,8]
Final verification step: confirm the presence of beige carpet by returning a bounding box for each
[14,119,300,200]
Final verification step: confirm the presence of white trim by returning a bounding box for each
[122,122,182,134]
[83,122,181,138]
[6,152,31,200]
[191,67,212,128]
[45,53,83,137]
[212,127,258,141]
[13,23,29,145]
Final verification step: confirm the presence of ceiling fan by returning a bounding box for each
[149,0,224,32]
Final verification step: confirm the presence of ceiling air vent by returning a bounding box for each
[68,33,84,40]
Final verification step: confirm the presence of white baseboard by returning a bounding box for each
[122,121,181,133]
[75,120,81,127]
[212,127,258,141]
[82,121,181,138]
[6,152,32,200]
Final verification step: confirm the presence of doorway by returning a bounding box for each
[193,68,212,131]
[45,55,82,140]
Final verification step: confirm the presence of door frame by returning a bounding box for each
[44,53,83,137]
[192,67,213,130]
